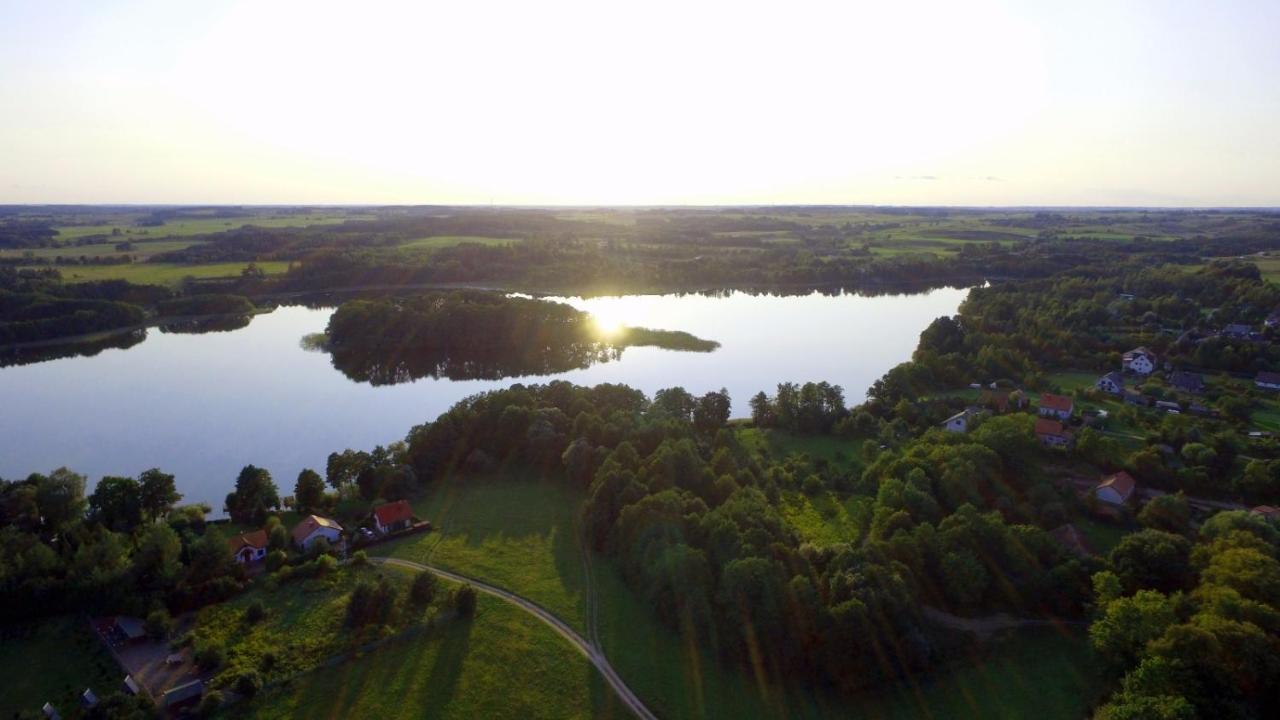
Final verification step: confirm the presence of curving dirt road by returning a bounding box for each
[371,556,658,720]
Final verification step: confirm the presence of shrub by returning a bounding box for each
[234,670,262,698]
[145,609,173,641]
[351,550,369,567]
[453,584,478,617]
[195,690,223,718]
[194,642,225,671]
[244,600,266,624]
[410,571,437,607]
[265,549,288,571]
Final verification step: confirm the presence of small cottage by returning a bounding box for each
[1251,506,1280,521]
[1168,371,1205,395]
[228,529,269,564]
[1035,418,1073,448]
[1123,347,1157,375]
[1095,471,1136,506]
[1096,372,1124,395]
[291,515,344,552]
[1038,393,1074,420]
[372,499,414,534]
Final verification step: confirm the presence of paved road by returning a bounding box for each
[371,556,658,720]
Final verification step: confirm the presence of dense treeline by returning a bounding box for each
[1090,512,1280,718]
[323,291,716,383]
[0,269,162,344]
[395,381,1091,694]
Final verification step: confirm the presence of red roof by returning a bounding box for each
[1251,505,1280,518]
[1039,393,1074,412]
[1097,471,1136,501]
[373,500,413,527]
[1034,418,1070,437]
[228,529,268,553]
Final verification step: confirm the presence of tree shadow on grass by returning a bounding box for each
[418,613,474,715]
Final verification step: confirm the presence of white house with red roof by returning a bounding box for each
[291,515,343,551]
[227,529,268,564]
[1037,393,1074,420]
[372,500,414,535]
[1095,472,1137,506]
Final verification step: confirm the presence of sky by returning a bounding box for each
[1,0,1278,206]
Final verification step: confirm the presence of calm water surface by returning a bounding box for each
[0,288,966,507]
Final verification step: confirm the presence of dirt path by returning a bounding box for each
[922,606,1085,641]
[371,556,658,720]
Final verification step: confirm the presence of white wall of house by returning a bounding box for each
[1097,487,1126,505]
[943,416,967,433]
[298,527,342,550]
[1124,355,1155,374]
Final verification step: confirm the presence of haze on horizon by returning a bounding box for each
[2,0,1278,207]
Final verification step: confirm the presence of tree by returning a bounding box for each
[35,467,86,531]
[224,465,280,525]
[410,571,437,607]
[749,391,773,427]
[453,584,478,617]
[326,450,363,490]
[145,608,173,641]
[693,389,732,433]
[138,468,181,520]
[1089,589,1178,669]
[1110,530,1192,594]
[293,469,325,512]
[1138,493,1191,536]
[88,476,143,532]
[133,524,182,591]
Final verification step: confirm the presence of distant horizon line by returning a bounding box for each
[3,202,1280,212]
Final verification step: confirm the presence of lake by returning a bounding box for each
[0,287,967,508]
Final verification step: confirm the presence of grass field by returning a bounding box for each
[51,213,370,242]
[192,562,418,689]
[0,238,205,261]
[0,616,119,718]
[1075,516,1129,556]
[736,427,863,473]
[373,474,1102,720]
[778,489,871,545]
[234,593,614,720]
[398,236,520,251]
[45,261,291,286]
[383,475,590,633]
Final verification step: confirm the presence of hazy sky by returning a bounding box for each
[2,0,1278,206]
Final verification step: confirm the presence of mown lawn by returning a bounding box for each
[46,261,291,286]
[192,562,421,689]
[1075,516,1130,556]
[0,616,119,718]
[233,593,615,720]
[382,475,590,633]
[736,427,863,473]
[778,489,871,546]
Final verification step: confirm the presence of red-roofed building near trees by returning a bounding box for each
[1095,472,1137,506]
[372,500,414,535]
[1037,393,1074,420]
[228,529,268,564]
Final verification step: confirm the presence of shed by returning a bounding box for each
[163,679,204,709]
[372,500,414,534]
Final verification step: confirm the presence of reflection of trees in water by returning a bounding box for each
[330,341,624,384]
[0,329,146,367]
[157,315,252,334]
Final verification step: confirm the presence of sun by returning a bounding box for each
[592,312,625,338]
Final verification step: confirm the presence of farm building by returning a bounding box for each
[1123,347,1157,374]
[372,499,414,534]
[1037,393,1074,420]
[1035,418,1073,448]
[1168,371,1205,394]
[228,529,269,564]
[291,515,344,551]
[1096,372,1124,395]
[1095,472,1136,506]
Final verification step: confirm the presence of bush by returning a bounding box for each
[802,474,825,496]
[195,690,223,718]
[453,584,478,617]
[145,609,173,641]
[265,549,287,571]
[234,670,263,698]
[351,550,369,567]
[244,600,266,624]
[410,571,437,607]
[194,642,225,671]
